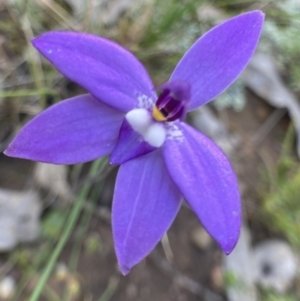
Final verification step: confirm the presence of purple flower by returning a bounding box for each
[4,11,264,274]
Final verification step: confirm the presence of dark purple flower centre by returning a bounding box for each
[152,80,191,122]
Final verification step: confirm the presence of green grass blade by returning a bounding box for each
[28,158,105,301]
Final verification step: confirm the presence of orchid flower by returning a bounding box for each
[4,11,264,274]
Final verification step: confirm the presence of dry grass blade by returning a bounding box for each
[150,250,224,301]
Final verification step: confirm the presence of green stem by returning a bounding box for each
[0,89,56,98]
[28,158,104,301]
[98,277,120,301]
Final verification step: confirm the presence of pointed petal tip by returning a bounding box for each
[30,31,155,112]
[249,9,265,18]
[116,248,134,275]
[247,10,265,25]
[219,227,241,255]
[163,123,242,257]
[240,10,265,32]
[3,144,20,159]
[31,33,58,57]
[3,141,47,163]
[31,31,66,48]
[3,95,123,164]
[221,238,238,255]
[31,33,46,49]
[113,151,181,277]
[171,10,265,111]
[31,35,38,45]
[224,249,232,256]
[119,263,131,276]
[3,148,9,156]
[234,10,265,22]
[3,148,11,157]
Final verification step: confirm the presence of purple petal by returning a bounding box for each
[170,11,264,111]
[32,32,155,112]
[110,119,155,165]
[112,150,181,274]
[163,123,241,254]
[4,95,124,164]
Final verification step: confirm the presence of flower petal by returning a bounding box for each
[170,10,264,111]
[112,150,182,275]
[32,32,155,112]
[4,95,124,164]
[163,123,241,254]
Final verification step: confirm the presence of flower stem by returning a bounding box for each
[28,158,105,301]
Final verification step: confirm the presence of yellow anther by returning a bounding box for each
[152,105,167,121]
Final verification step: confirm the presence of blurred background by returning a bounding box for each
[0,0,300,300]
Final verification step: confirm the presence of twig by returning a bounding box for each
[64,177,223,301]
[97,276,120,301]
[250,108,286,147]
[150,251,224,301]
[161,234,174,262]
[19,14,46,108]
[236,108,286,161]
[36,0,78,30]
[19,0,29,19]
[72,161,115,194]
[90,204,224,301]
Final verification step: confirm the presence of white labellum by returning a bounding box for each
[126,109,166,147]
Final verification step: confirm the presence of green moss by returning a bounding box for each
[262,125,300,246]
[223,271,239,287]
[259,1,300,92]
[261,289,298,301]
[263,168,300,246]
[214,79,246,111]
[42,210,66,240]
